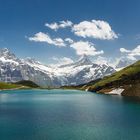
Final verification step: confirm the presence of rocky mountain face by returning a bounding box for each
[0,48,116,87]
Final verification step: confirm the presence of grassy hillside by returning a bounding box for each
[83,60,140,97]
[0,82,23,90]
[15,80,40,88]
[88,61,140,88]
[0,80,40,90]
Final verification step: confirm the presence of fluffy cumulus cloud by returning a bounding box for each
[29,32,66,47]
[65,38,74,44]
[28,20,119,58]
[72,20,118,40]
[70,41,104,56]
[120,45,140,60]
[52,57,74,65]
[45,20,73,31]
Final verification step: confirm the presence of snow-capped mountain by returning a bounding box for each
[115,57,136,70]
[0,48,116,87]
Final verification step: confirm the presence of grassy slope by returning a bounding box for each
[0,80,40,90]
[15,80,40,88]
[80,60,140,97]
[88,60,140,90]
[0,82,23,90]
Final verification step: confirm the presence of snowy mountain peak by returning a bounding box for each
[25,57,41,65]
[115,57,136,70]
[59,55,93,68]
[76,55,93,66]
[0,48,16,60]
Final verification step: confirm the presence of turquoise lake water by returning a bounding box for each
[0,89,140,140]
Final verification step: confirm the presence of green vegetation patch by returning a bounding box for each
[89,60,140,89]
[0,82,22,90]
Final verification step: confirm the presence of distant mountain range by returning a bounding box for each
[0,48,115,87]
[1,48,140,97]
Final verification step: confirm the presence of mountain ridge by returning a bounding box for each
[0,48,116,87]
[72,60,140,97]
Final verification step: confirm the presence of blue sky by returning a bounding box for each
[0,0,140,65]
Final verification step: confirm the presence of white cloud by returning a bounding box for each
[45,23,59,31]
[28,32,66,47]
[120,45,140,60]
[70,41,104,56]
[126,55,137,61]
[45,23,58,31]
[120,48,131,53]
[129,45,140,56]
[52,57,74,65]
[59,20,73,28]
[53,38,66,46]
[72,20,118,40]
[65,38,74,44]
[45,20,73,31]
[29,32,53,43]
[92,56,117,67]
[93,56,108,65]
